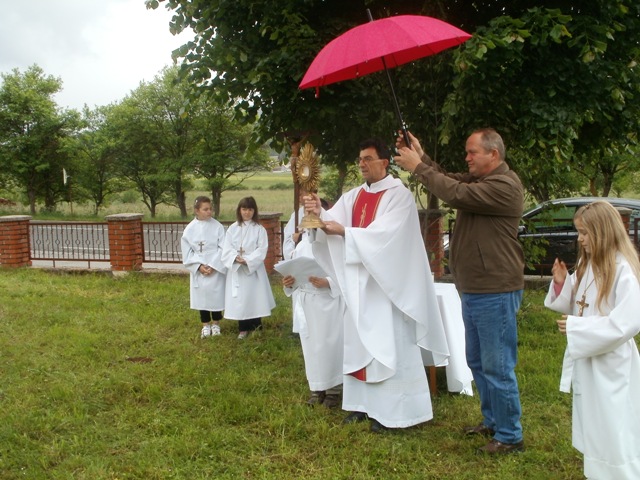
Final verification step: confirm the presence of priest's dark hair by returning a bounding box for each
[236,196,260,224]
[359,138,391,161]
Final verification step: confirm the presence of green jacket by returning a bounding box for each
[413,156,525,294]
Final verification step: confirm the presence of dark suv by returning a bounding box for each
[519,197,640,274]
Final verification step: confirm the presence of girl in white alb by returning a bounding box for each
[181,196,226,338]
[545,201,640,480]
[221,196,275,339]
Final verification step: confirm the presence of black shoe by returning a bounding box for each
[370,419,389,433]
[342,411,368,424]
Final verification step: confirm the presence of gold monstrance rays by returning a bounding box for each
[296,143,325,229]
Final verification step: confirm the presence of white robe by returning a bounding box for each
[545,255,640,479]
[284,232,345,392]
[181,217,226,311]
[221,220,275,320]
[282,207,305,261]
[312,175,449,428]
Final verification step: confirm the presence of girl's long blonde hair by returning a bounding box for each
[573,201,640,311]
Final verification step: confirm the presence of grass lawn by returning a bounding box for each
[0,269,585,479]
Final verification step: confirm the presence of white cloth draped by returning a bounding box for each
[545,255,640,479]
[180,218,226,311]
[221,221,275,320]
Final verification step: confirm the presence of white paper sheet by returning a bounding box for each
[273,256,327,289]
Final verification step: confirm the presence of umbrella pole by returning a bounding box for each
[367,9,411,149]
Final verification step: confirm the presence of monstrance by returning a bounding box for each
[296,143,325,229]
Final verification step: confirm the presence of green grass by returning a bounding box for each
[0,269,585,479]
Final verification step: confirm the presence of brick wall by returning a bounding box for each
[106,213,144,271]
[0,215,32,268]
[259,213,283,274]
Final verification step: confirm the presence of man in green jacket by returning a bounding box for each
[395,128,525,455]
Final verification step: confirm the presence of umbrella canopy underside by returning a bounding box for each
[299,15,471,89]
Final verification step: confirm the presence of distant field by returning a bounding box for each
[0,172,300,222]
[0,170,424,222]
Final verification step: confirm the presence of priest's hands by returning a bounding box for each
[322,221,345,237]
[303,193,344,236]
[556,315,568,335]
[282,275,295,288]
[235,256,246,265]
[303,193,321,217]
[552,258,568,286]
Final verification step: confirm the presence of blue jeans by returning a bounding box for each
[461,290,523,444]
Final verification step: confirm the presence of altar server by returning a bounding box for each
[221,196,275,339]
[181,196,226,338]
[282,217,345,408]
[545,200,640,479]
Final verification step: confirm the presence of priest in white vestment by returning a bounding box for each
[544,200,640,479]
[305,138,449,431]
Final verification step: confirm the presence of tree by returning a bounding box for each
[147,0,435,196]
[107,98,174,218]
[190,101,271,217]
[64,105,126,215]
[149,0,640,202]
[0,65,79,213]
[441,2,640,201]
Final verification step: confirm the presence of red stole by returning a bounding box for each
[347,187,386,381]
[351,188,385,228]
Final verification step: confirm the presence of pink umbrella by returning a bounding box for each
[299,11,471,145]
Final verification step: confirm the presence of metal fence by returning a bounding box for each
[30,221,110,267]
[141,221,187,263]
[28,220,283,268]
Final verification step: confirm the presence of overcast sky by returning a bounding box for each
[0,0,192,111]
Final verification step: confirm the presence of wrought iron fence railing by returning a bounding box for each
[28,220,286,268]
[30,221,110,267]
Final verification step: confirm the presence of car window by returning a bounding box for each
[526,204,576,233]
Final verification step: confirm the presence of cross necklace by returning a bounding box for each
[576,272,596,316]
[237,223,248,256]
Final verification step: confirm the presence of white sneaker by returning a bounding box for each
[200,324,212,338]
[237,331,249,340]
[211,324,221,336]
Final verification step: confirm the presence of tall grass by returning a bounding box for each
[0,268,585,479]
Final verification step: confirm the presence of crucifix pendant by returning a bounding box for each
[576,294,589,316]
[237,246,245,256]
[197,241,205,252]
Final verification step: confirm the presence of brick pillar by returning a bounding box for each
[419,209,445,280]
[106,213,144,271]
[260,212,283,274]
[0,215,32,268]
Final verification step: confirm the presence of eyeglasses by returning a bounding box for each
[355,155,382,164]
